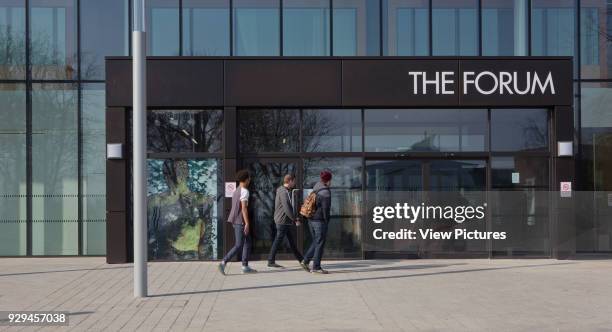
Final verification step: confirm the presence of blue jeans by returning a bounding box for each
[222,224,251,266]
[268,223,303,263]
[303,221,328,270]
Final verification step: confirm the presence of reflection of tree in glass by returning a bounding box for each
[0,85,26,223]
[239,109,299,152]
[147,159,219,260]
[0,24,26,78]
[30,25,77,80]
[32,84,78,210]
[148,110,222,153]
[301,110,334,151]
[520,116,547,150]
[248,162,294,250]
[0,13,101,80]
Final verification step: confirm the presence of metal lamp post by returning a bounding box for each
[133,0,147,298]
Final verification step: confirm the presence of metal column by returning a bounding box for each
[132,0,147,298]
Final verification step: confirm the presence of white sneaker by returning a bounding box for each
[241,266,258,274]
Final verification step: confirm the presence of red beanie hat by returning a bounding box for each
[320,170,332,182]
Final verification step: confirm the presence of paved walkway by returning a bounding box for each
[0,258,611,331]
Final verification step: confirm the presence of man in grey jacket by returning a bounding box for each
[267,174,305,269]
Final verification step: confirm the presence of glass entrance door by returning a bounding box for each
[365,158,487,257]
[243,158,304,260]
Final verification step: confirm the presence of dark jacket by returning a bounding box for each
[311,181,331,223]
[274,185,296,225]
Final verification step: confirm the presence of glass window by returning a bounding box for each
[30,0,77,80]
[578,83,612,252]
[491,109,549,152]
[32,83,78,255]
[365,160,423,191]
[580,1,612,79]
[0,84,26,255]
[482,0,528,55]
[490,157,550,255]
[0,0,26,79]
[283,0,329,56]
[233,0,280,56]
[383,0,429,56]
[148,109,223,153]
[430,159,486,191]
[531,0,575,57]
[245,159,297,255]
[81,84,106,255]
[80,0,129,80]
[304,158,362,258]
[432,0,478,55]
[239,109,299,153]
[364,109,488,152]
[333,0,380,56]
[183,0,230,56]
[491,156,549,188]
[147,159,223,260]
[147,0,180,56]
[303,109,362,152]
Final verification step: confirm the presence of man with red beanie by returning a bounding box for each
[301,169,332,274]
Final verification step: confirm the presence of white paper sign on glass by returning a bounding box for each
[225,182,236,198]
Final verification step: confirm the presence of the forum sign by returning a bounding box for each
[342,58,573,107]
[408,70,555,96]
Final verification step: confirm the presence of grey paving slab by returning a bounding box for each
[0,258,611,331]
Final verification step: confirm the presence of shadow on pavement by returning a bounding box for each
[149,261,576,298]
[255,261,459,274]
[0,266,131,278]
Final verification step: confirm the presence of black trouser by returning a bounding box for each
[303,220,328,270]
[268,223,303,263]
[222,224,251,266]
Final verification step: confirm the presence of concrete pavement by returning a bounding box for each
[0,258,611,331]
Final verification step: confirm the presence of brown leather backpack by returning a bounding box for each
[299,189,321,218]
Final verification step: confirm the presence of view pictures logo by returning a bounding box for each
[372,203,487,224]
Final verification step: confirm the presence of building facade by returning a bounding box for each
[0,0,611,259]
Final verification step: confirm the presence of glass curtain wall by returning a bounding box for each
[0,83,27,255]
[31,83,79,255]
[147,0,180,56]
[233,0,280,56]
[0,0,26,79]
[531,0,576,57]
[81,84,107,255]
[0,0,124,256]
[333,0,380,55]
[30,0,77,80]
[283,0,330,56]
[432,0,478,55]
[382,0,429,55]
[80,0,129,79]
[578,82,612,252]
[482,0,528,55]
[183,0,230,56]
